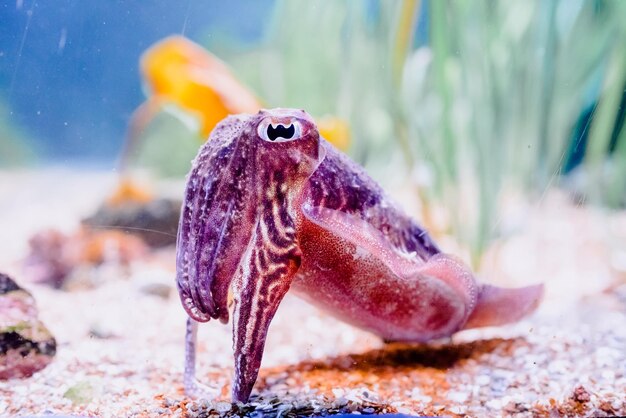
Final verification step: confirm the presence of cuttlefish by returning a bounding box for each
[176,108,543,403]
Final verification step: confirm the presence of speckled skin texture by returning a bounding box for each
[176,108,543,403]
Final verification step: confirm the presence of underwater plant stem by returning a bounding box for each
[390,0,438,234]
[430,0,460,247]
[431,0,456,183]
[607,118,626,208]
[584,33,626,204]
[392,0,420,87]
[390,0,419,165]
[537,0,559,188]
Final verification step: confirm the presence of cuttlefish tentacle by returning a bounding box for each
[184,317,221,398]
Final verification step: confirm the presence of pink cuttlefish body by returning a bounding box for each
[176,108,543,403]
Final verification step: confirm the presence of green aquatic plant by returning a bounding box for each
[582,16,626,209]
[404,0,626,263]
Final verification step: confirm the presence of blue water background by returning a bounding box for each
[0,0,273,163]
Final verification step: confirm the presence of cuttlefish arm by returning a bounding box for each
[182,219,301,402]
[176,117,256,325]
[230,219,301,402]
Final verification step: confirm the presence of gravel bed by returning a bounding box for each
[0,169,624,417]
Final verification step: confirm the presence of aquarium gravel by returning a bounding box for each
[0,170,625,417]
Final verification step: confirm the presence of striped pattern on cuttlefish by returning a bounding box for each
[176,108,543,403]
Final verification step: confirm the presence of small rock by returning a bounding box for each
[139,282,172,299]
[25,230,71,288]
[83,198,181,247]
[0,272,57,380]
[215,401,232,413]
[88,322,118,340]
[447,391,468,403]
[448,405,467,415]
[25,228,148,289]
[475,374,491,386]
[63,381,98,404]
[571,385,591,403]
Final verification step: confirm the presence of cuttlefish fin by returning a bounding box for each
[231,221,301,403]
[302,206,543,332]
[302,206,479,324]
[462,283,544,330]
[301,205,421,277]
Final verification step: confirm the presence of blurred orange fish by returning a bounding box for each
[113,36,351,205]
[114,36,263,204]
[128,35,350,151]
[141,36,261,138]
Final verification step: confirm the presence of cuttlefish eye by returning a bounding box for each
[257,118,303,142]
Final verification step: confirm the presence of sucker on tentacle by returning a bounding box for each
[176,108,544,403]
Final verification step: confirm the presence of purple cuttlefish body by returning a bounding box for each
[176,108,543,403]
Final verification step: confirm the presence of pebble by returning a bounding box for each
[0,272,57,380]
[139,282,172,299]
[475,375,490,385]
[446,391,468,403]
